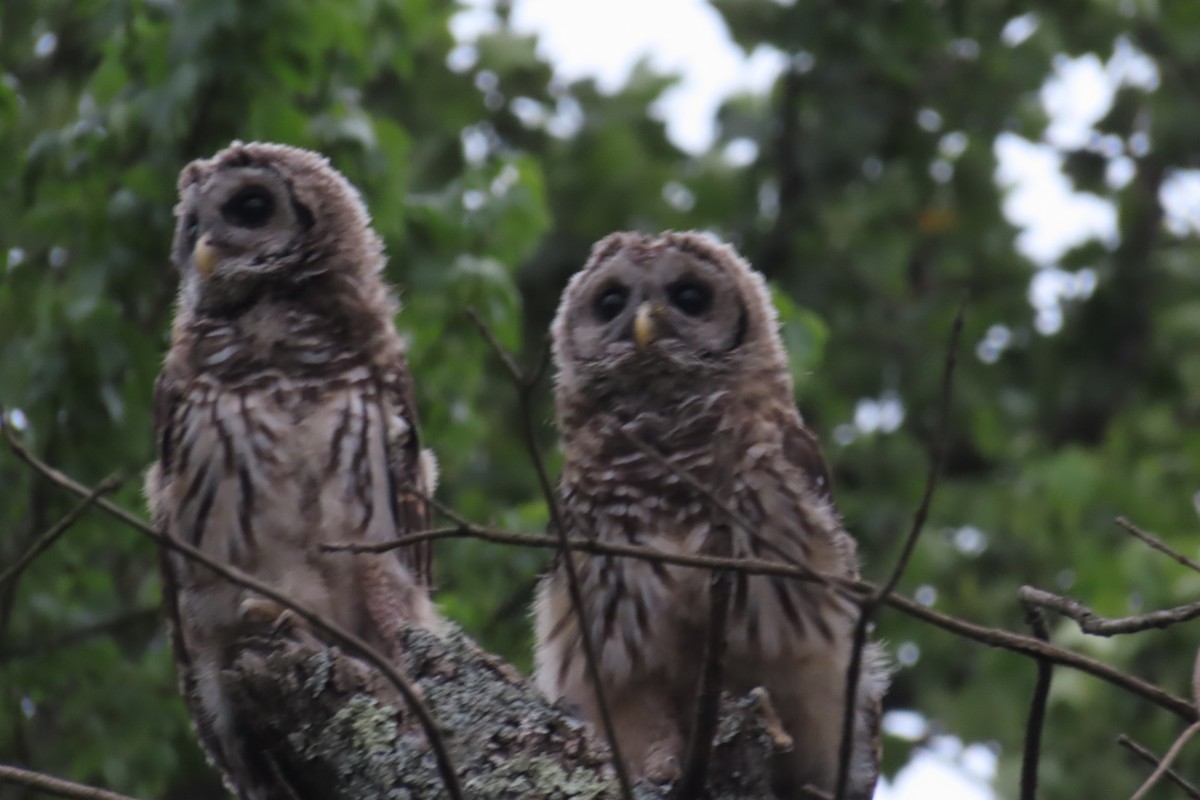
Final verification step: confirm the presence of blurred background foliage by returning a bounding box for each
[2,0,1200,797]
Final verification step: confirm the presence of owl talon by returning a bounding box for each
[238,598,292,636]
[643,753,682,785]
[750,686,795,752]
[267,609,298,640]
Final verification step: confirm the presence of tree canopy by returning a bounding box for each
[3,1,1200,798]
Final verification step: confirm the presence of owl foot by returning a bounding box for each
[750,686,795,752]
[238,597,299,640]
[643,751,682,785]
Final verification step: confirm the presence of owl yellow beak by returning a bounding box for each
[193,233,221,279]
[634,302,656,350]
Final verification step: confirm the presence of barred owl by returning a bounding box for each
[145,142,438,799]
[534,231,887,799]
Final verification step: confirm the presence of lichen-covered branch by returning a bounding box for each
[225,624,780,799]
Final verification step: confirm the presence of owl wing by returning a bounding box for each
[780,410,885,799]
[781,412,835,506]
[149,370,242,790]
[378,362,433,589]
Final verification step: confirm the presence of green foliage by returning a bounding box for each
[2,1,1200,798]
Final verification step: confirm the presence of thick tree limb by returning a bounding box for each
[225,623,780,799]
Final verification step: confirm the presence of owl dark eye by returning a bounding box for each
[667,279,712,316]
[594,284,629,322]
[221,186,275,229]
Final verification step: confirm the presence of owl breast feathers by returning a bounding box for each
[534,231,888,799]
[145,142,438,800]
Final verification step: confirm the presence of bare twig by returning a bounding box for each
[326,506,854,591]
[329,470,859,599]
[466,308,636,800]
[0,763,138,800]
[875,306,965,601]
[1116,516,1200,576]
[1118,734,1200,799]
[1018,586,1200,637]
[1019,604,1053,800]
[835,304,964,800]
[0,475,121,592]
[885,591,1195,720]
[329,511,1199,721]
[0,417,465,800]
[1129,721,1200,800]
[674,570,732,800]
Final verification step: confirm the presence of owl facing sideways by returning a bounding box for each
[534,231,888,799]
[145,142,438,799]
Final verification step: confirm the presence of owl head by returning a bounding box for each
[552,231,792,411]
[172,141,385,314]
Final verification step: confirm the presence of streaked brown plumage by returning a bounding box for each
[534,231,887,798]
[145,142,438,799]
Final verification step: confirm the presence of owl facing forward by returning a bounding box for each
[534,231,887,799]
[145,142,438,799]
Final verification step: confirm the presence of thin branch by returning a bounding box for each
[329,510,1199,721]
[1019,604,1053,800]
[1129,721,1200,800]
[0,416,465,800]
[0,763,138,800]
[835,303,964,800]
[466,308,637,800]
[1018,586,1200,637]
[326,509,855,592]
[1118,734,1200,799]
[1116,516,1200,576]
[0,476,121,592]
[465,308,530,388]
[875,305,964,600]
[885,591,1195,721]
[674,570,732,800]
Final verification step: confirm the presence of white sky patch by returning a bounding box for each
[876,744,996,800]
[462,0,785,153]
[1162,170,1200,236]
[994,133,1118,266]
[1042,54,1113,149]
[457,1,1200,277]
